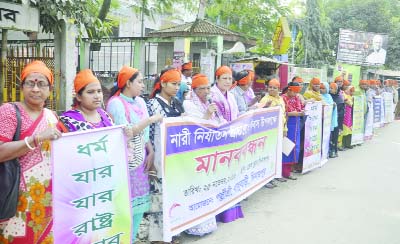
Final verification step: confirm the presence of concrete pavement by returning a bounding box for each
[182,120,400,244]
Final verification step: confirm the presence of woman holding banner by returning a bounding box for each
[106,66,162,242]
[59,69,114,131]
[147,67,184,243]
[182,73,219,236]
[292,76,306,104]
[210,66,239,124]
[325,83,339,158]
[259,79,288,182]
[183,73,219,122]
[281,81,304,180]
[341,86,355,149]
[330,82,344,158]
[0,61,61,243]
[210,66,244,223]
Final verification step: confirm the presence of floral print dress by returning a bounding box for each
[0,103,59,244]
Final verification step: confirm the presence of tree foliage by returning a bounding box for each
[325,0,400,69]
[205,0,289,55]
[291,0,400,69]
[128,0,196,20]
[291,0,332,67]
[12,0,117,39]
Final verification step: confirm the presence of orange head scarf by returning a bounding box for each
[268,78,280,88]
[117,66,139,89]
[343,80,350,86]
[310,77,321,85]
[112,66,139,96]
[334,76,343,83]
[182,62,192,71]
[74,69,100,93]
[288,86,301,93]
[160,69,181,83]
[151,69,181,98]
[215,66,232,77]
[359,80,369,85]
[21,60,54,85]
[329,82,338,90]
[192,74,209,89]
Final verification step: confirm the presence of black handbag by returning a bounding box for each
[0,103,22,221]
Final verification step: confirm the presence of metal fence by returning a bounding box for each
[1,39,59,110]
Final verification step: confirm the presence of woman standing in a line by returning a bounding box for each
[107,66,162,242]
[147,67,184,243]
[0,61,61,243]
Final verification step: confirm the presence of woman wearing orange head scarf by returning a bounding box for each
[230,70,253,115]
[292,76,306,105]
[183,73,219,121]
[339,86,355,149]
[181,74,219,236]
[259,79,286,130]
[243,70,259,106]
[0,61,61,243]
[105,66,162,242]
[259,79,288,183]
[210,66,243,223]
[146,67,184,243]
[303,77,323,101]
[60,69,114,131]
[281,81,304,180]
[210,66,239,123]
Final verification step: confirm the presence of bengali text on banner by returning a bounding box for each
[51,126,132,244]
[160,108,283,241]
[302,102,323,173]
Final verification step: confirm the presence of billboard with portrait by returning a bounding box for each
[336,29,388,66]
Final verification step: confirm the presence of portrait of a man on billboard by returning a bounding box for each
[365,34,387,65]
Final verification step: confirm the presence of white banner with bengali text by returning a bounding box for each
[302,102,323,173]
[52,126,132,244]
[160,108,283,241]
[321,105,332,166]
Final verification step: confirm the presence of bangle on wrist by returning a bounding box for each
[24,136,35,150]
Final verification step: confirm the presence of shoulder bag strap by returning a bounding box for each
[11,103,21,141]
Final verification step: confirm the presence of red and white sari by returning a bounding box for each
[0,103,58,244]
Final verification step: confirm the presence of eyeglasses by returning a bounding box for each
[24,80,50,89]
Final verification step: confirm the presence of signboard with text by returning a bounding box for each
[161,108,283,241]
[337,29,388,66]
[0,2,39,32]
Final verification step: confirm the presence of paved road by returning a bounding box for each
[182,120,400,244]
